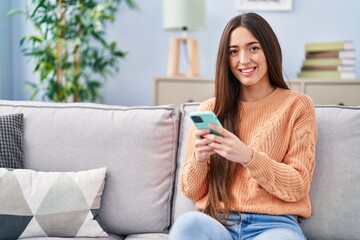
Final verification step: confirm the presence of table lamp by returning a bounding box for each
[162,0,205,77]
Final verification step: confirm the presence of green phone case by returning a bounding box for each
[189,111,222,135]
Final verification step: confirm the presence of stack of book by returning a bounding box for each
[297,41,356,80]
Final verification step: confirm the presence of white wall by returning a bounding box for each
[7,0,360,105]
[0,0,13,99]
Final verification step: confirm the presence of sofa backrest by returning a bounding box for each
[172,103,198,222]
[176,103,360,240]
[0,100,179,236]
[300,105,360,239]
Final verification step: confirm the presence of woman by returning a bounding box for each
[169,13,317,240]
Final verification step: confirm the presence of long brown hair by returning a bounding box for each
[203,13,289,222]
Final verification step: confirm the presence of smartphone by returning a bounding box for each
[189,111,223,136]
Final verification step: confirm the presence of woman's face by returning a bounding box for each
[228,26,269,89]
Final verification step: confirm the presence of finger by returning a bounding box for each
[194,129,211,138]
[207,141,219,149]
[197,147,215,154]
[208,123,227,136]
[207,141,227,152]
[194,139,212,148]
[196,148,216,157]
[203,133,222,144]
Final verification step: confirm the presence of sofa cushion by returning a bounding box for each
[0,100,179,236]
[124,233,168,239]
[0,167,107,239]
[17,233,123,240]
[299,105,360,239]
[0,113,24,168]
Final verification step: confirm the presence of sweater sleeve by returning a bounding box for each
[179,99,214,201]
[244,96,317,202]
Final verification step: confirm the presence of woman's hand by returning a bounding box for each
[203,124,254,165]
[193,129,216,163]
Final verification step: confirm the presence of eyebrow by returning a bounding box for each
[229,41,260,48]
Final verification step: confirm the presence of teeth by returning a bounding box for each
[241,68,255,73]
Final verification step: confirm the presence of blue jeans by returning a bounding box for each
[169,211,307,240]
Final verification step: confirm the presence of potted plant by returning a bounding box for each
[9,0,137,102]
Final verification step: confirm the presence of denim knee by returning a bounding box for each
[169,211,233,240]
[252,227,307,240]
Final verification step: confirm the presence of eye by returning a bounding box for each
[249,46,260,52]
[228,49,238,56]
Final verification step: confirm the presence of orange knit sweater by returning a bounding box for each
[180,88,317,218]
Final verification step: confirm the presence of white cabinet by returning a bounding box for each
[296,80,360,106]
[153,77,214,106]
[154,77,360,106]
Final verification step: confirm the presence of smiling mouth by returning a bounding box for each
[240,67,256,74]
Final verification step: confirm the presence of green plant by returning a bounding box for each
[9,0,137,102]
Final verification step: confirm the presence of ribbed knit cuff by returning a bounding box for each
[189,152,209,175]
[244,150,268,176]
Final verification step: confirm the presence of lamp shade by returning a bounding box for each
[163,0,205,31]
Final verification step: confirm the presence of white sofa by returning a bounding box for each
[0,100,359,239]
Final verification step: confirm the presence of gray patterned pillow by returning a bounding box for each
[0,113,24,168]
[0,167,108,239]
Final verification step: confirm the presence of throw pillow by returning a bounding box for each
[0,113,24,168]
[0,167,108,239]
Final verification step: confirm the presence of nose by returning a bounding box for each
[239,51,250,65]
